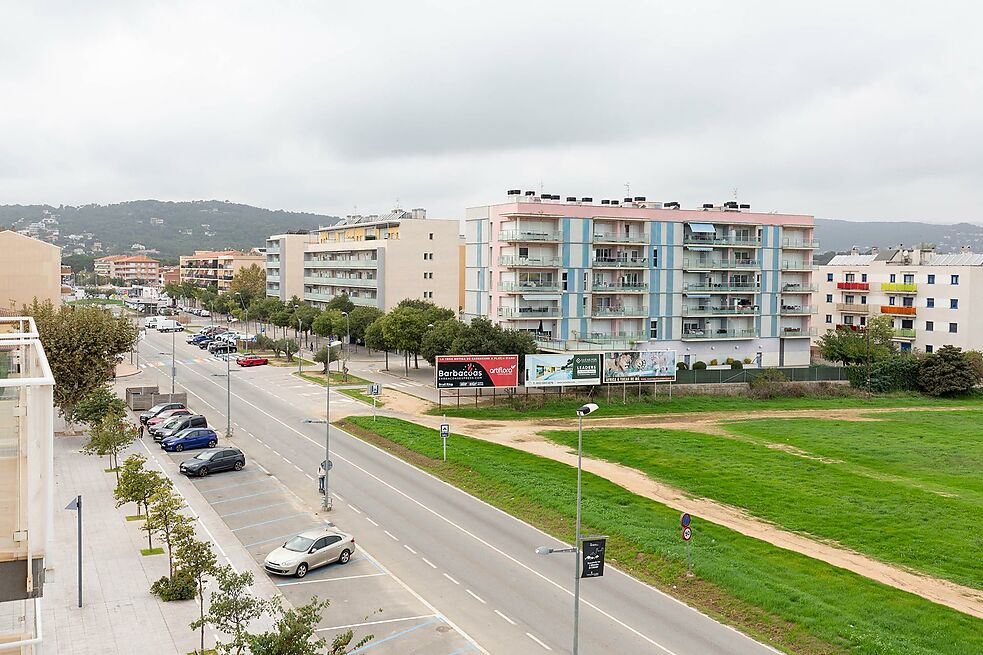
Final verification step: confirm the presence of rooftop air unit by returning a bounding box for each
[623,197,633,203]
[663,201,680,209]
[739,203,750,210]
[566,196,577,202]
[525,191,536,197]
[581,197,593,203]
[702,203,714,210]
[507,189,521,196]
[634,196,646,202]
[601,199,611,205]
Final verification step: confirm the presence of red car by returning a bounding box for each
[237,355,269,367]
[146,407,192,427]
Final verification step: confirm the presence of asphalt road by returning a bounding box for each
[137,327,778,655]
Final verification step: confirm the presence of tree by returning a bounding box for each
[26,300,137,424]
[145,487,193,579]
[180,534,219,655]
[295,304,320,346]
[280,339,299,362]
[817,315,896,366]
[271,310,293,339]
[364,317,391,370]
[324,293,355,314]
[314,346,341,374]
[76,384,127,426]
[346,306,383,343]
[229,264,266,305]
[918,345,979,396]
[82,413,137,483]
[197,566,268,655]
[382,307,428,375]
[420,319,465,365]
[114,454,169,524]
[312,309,345,339]
[247,596,371,655]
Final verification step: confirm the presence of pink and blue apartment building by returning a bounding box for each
[463,191,818,367]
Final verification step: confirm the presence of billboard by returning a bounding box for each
[524,354,602,387]
[602,350,676,383]
[435,355,520,389]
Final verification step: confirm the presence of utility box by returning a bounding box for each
[149,392,188,407]
[125,386,160,410]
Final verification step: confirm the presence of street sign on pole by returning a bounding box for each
[580,537,607,578]
[682,524,694,577]
[681,512,691,528]
[440,418,449,462]
[367,384,381,396]
[682,526,692,540]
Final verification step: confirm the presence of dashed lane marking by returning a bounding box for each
[526,633,552,651]
[494,610,516,625]
[465,589,486,604]
[443,573,459,585]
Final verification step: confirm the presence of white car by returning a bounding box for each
[264,528,355,578]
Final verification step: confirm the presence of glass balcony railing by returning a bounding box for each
[893,328,916,338]
[591,258,648,268]
[780,305,817,315]
[683,283,759,292]
[681,329,758,340]
[782,238,820,249]
[498,306,561,318]
[682,306,757,316]
[591,282,648,292]
[499,230,560,242]
[592,233,648,244]
[684,236,761,247]
[591,306,647,317]
[683,259,758,269]
[780,327,818,337]
[499,256,562,267]
[498,281,560,292]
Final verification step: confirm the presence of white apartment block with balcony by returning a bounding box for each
[179,250,265,292]
[816,247,983,354]
[465,192,817,367]
[265,233,308,301]
[0,317,54,652]
[296,209,461,312]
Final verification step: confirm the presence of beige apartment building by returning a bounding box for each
[179,250,265,291]
[268,209,462,312]
[816,246,983,354]
[0,231,61,313]
[94,255,160,284]
[265,233,308,302]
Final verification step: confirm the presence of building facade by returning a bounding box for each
[0,231,61,313]
[816,247,983,353]
[159,265,181,287]
[94,255,160,284]
[267,209,461,312]
[265,233,309,302]
[464,193,817,367]
[179,250,265,291]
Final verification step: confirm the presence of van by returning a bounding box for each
[157,319,183,332]
[152,414,208,441]
[144,316,160,329]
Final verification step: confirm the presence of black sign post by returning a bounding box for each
[580,537,607,578]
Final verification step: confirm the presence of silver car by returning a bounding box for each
[264,528,355,578]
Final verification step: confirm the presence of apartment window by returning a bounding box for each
[950,298,958,309]
[845,273,855,282]
[845,295,855,304]
[927,274,935,284]
[651,248,658,267]
[951,275,960,285]
[889,296,896,306]
[861,273,868,282]
[428,232,434,240]
[827,273,833,282]
[649,319,658,339]
[860,296,867,305]
[902,297,914,308]
[901,319,913,329]
[926,321,934,331]
[826,294,833,302]
[889,273,896,283]
[519,247,529,258]
[843,315,854,325]
[859,316,867,326]
[926,345,933,353]
[561,272,568,291]
[927,297,935,308]
[949,322,958,333]
[903,274,914,285]
[825,314,832,324]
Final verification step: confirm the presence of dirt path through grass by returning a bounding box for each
[331,390,983,618]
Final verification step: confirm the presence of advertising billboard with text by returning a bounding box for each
[602,350,676,383]
[524,354,602,387]
[435,355,520,388]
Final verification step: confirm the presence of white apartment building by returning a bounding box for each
[270,209,462,312]
[179,250,265,292]
[816,247,983,354]
[265,233,309,302]
[0,317,55,652]
[94,255,160,284]
[465,191,818,367]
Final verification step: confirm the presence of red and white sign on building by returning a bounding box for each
[435,355,520,389]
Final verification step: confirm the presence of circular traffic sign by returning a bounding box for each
[680,513,691,528]
[682,526,692,541]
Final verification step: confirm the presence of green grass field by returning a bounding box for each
[543,410,983,589]
[294,371,372,387]
[431,391,983,420]
[338,387,384,406]
[340,416,983,655]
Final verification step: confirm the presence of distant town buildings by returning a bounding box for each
[464,191,817,367]
[180,250,265,291]
[159,265,181,287]
[265,232,309,302]
[0,230,62,313]
[94,255,161,284]
[816,246,983,354]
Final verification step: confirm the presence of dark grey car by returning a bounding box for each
[179,448,245,477]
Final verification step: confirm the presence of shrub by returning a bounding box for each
[693,361,707,370]
[748,369,805,399]
[709,359,718,366]
[919,346,978,397]
[676,362,689,370]
[730,360,743,370]
[743,357,752,364]
[150,569,196,601]
[725,357,734,365]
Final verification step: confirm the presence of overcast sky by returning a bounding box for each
[2,1,981,223]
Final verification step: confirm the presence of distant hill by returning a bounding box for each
[0,200,339,258]
[815,218,983,254]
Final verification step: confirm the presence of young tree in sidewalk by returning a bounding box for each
[314,345,340,375]
[247,596,372,655]
[82,413,137,483]
[75,384,127,425]
[197,565,268,655]
[180,534,218,655]
[145,487,193,579]
[281,338,299,362]
[114,454,170,523]
[364,316,391,370]
[228,264,266,306]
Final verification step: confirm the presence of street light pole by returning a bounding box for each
[573,403,597,655]
[322,339,342,511]
[297,316,303,376]
[226,350,232,438]
[170,328,176,395]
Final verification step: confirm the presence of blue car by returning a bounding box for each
[161,428,219,452]
[187,334,210,344]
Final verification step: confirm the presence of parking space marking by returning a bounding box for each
[403,544,417,555]
[245,530,317,549]
[494,610,516,625]
[218,501,289,518]
[316,614,438,633]
[443,573,459,585]
[465,589,486,604]
[200,478,269,493]
[346,617,440,653]
[384,530,398,541]
[526,633,552,651]
[274,572,386,587]
[231,512,308,533]
[420,557,437,569]
[210,490,279,505]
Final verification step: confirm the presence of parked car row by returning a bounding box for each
[187,326,267,365]
[138,402,245,476]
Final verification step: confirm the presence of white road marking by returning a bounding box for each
[526,633,552,651]
[421,557,437,569]
[316,614,437,633]
[403,544,417,555]
[293,465,303,473]
[275,572,386,587]
[465,589,486,604]
[272,449,281,456]
[443,573,459,585]
[365,517,379,527]
[494,610,516,625]
[347,504,362,514]
[384,530,398,541]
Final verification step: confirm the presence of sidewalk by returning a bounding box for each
[42,426,280,655]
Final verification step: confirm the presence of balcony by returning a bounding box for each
[304,275,378,288]
[591,306,647,317]
[781,327,818,337]
[591,257,648,268]
[305,258,378,269]
[498,281,560,292]
[881,305,916,315]
[893,328,916,339]
[682,306,757,317]
[592,233,648,244]
[683,236,761,247]
[683,283,759,293]
[592,282,648,293]
[836,303,869,314]
[780,261,815,271]
[780,305,817,315]
[304,291,379,307]
[837,282,869,291]
[498,306,561,318]
[881,283,917,293]
[499,256,562,268]
[782,238,820,249]
[681,329,758,340]
[499,230,560,242]
[781,283,818,293]
[682,259,758,270]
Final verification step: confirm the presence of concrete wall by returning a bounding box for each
[382,219,460,312]
[0,232,61,311]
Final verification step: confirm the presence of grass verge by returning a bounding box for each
[543,411,983,588]
[294,370,372,387]
[141,547,164,556]
[430,391,983,420]
[338,416,983,655]
[338,387,384,406]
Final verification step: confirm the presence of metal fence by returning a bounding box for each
[673,366,848,385]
